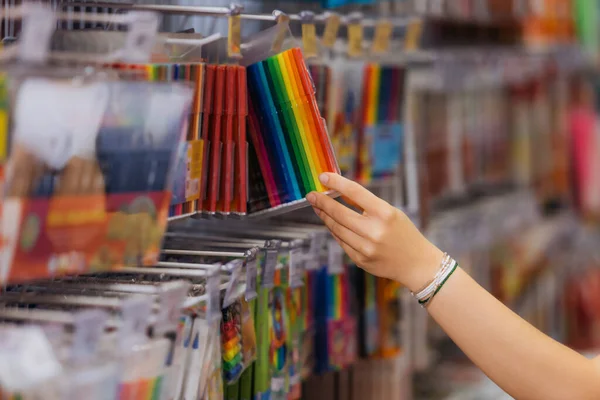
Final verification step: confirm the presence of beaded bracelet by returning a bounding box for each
[411,253,458,308]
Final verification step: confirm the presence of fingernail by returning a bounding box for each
[313,207,321,216]
[306,193,316,204]
[319,173,329,184]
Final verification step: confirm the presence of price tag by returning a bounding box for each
[245,251,258,301]
[302,23,318,59]
[306,232,325,270]
[207,267,222,321]
[228,14,242,58]
[18,4,56,63]
[289,247,305,288]
[372,20,393,54]
[328,240,344,275]
[123,11,159,63]
[262,248,278,288]
[156,281,190,335]
[322,14,341,49]
[120,296,152,351]
[0,326,62,393]
[271,376,285,393]
[347,23,364,57]
[223,260,243,308]
[72,309,109,363]
[404,19,423,52]
[271,14,290,54]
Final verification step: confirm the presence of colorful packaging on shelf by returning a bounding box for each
[1,76,192,284]
[245,48,340,215]
[357,63,406,182]
[268,268,289,400]
[314,241,357,373]
[322,59,365,179]
[221,297,257,385]
[376,278,403,359]
[352,266,380,358]
[198,64,249,217]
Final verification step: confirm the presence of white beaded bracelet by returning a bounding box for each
[411,253,458,308]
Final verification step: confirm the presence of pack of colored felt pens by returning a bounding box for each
[314,240,357,373]
[356,63,407,183]
[244,47,340,216]
[199,64,248,216]
[109,62,206,219]
[325,58,366,179]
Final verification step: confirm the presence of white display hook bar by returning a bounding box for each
[162,249,246,258]
[0,3,132,25]
[62,2,417,27]
[155,261,218,270]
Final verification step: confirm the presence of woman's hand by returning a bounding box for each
[306,172,444,292]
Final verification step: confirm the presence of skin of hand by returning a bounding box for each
[307,172,600,400]
[305,172,444,292]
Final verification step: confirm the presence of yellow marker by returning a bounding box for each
[271,14,290,53]
[279,52,324,192]
[368,65,380,125]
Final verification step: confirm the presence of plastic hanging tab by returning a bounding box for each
[289,241,305,288]
[347,13,364,58]
[322,12,341,49]
[120,295,152,351]
[72,309,109,364]
[156,281,190,336]
[371,20,393,54]
[327,240,344,275]
[122,11,159,63]
[18,3,56,64]
[207,265,223,321]
[404,18,423,52]
[271,10,290,54]
[301,11,318,59]
[245,248,259,300]
[262,240,281,288]
[228,4,243,58]
[306,232,325,270]
[223,259,244,308]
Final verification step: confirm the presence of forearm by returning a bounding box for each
[305,173,600,399]
[427,267,600,400]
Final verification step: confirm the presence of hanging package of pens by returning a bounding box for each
[356,61,406,183]
[314,238,357,373]
[350,265,380,358]
[198,64,249,217]
[376,278,403,358]
[323,57,365,180]
[240,21,340,216]
[268,263,290,400]
[0,71,193,284]
[221,296,257,385]
[111,61,206,219]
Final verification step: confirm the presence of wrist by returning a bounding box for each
[402,245,445,293]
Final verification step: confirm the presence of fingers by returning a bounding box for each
[313,207,369,256]
[307,192,368,237]
[318,173,387,217]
